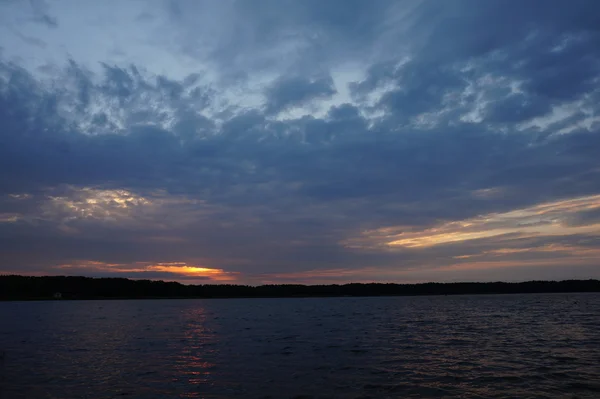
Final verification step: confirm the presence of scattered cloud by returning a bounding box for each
[348,194,600,249]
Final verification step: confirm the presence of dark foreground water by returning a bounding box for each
[1,294,599,399]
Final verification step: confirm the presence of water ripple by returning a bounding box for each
[1,294,599,398]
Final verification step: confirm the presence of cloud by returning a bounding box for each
[347,195,600,250]
[29,0,59,28]
[264,75,336,114]
[0,0,600,283]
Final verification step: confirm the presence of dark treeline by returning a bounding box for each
[1,275,599,300]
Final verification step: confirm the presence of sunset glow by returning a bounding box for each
[346,195,600,250]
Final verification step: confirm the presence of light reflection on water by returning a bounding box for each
[1,294,600,398]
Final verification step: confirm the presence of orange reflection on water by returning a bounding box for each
[174,306,219,397]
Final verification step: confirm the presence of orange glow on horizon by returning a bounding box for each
[148,264,238,281]
[54,260,239,282]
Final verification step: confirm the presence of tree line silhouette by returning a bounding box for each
[1,275,599,300]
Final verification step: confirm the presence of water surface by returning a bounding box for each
[1,293,599,398]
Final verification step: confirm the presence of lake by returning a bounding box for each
[1,293,599,398]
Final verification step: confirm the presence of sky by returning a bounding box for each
[1,0,599,285]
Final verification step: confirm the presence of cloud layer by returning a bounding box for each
[1,0,599,283]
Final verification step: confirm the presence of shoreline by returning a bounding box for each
[2,290,599,302]
[2,275,599,301]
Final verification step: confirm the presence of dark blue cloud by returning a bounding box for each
[1,57,599,219]
[30,0,58,28]
[350,0,600,126]
[179,0,395,77]
[483,93,553,123]
[377,62,466,120]
[264,75,336,114]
